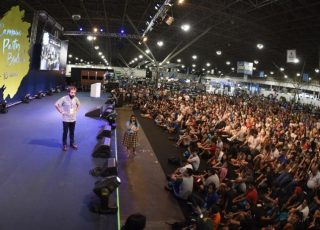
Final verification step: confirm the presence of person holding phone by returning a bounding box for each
[123,115,140,157]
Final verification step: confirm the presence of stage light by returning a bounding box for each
[315,68,320,73]
[192,69,195,72]
[257,43,264,49]
[181,65,185,68]
[192,55,197,60]
[206,62,211,67]
[142,36,148,42]
[98,52,102,56]
[226,61,231,65]
[270,71,274,75]
[294,58,300,63]
[309,77,312,80]
[177,59,181,63]
[102,55,105,58]
[93,27,98,32]
[216,50,222,55]
[155,6,158,10]
[22,94,31,103]
[80,59,83,62]
[284,75,288,79]
[139,55,143,59]
[79,27,83,31]
[68,54,72,58]
[166,61,170,64]
[0,100,8,113]
[202,68,205,71]
[120,28,125,34]
[95,46,99,50]
[296,73,301,76]
[181,24,190,32]
[100,28,103,32]
[145,49,150,54]
[231,67,235,71]
[192,64,196,67]
[280,67,285,71]
[178,0,185,4]
[157,41,163,47]
[254,60,259,64]
[87,36,94,41]
[91,176,121,214]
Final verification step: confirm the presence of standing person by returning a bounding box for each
[123,115,140,157]
[55,86,80,151]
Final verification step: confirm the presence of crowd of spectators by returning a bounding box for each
[117,84,320,229]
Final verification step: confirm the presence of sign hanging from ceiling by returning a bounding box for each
[237,61,253,75]
[0,6,31,99]
[287,49,296,63]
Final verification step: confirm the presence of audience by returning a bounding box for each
[120,84,320,229]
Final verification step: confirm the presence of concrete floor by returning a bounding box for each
[116,106,184,230]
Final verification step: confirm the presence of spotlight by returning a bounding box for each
[254,60,259,64]
[0,100,8,113]
[35,91,44,99]
[206,62,211,67]
[257,43,264,49]
[100,28,103,32]
[22,94,31,103]
[181,24,190,32]
[280,67,285,71]
[142,36,148,42]
[94,46,99,50]
[93,27,98,33]
[216,50,222,55]
[192,55,197,60]
[145,49,150,54]
[315,68,320,73]
[226,61,231,65]
[90,176,121,214]
[157,41,164,47]
[177,59,181,63]
[79,27,83,31]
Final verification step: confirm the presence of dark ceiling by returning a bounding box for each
[1,0,320,77]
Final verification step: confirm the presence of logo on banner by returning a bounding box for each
[287,50,296,63]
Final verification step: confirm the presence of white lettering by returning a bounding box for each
[3,38,20,54]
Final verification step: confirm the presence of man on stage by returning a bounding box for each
[55,86,80,151]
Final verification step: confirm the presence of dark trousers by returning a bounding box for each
[63,121,76,145]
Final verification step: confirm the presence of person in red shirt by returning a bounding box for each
[233,182,258,207]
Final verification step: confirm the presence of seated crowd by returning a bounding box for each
[128,85,320,229]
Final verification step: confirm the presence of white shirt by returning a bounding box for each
[307,171,320,189]
[55,95,80,122]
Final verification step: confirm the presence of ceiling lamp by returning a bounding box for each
[192,64,196,67]
[226,61,231,65]
[192,55,197,60]
[280,67,285,71]
[181,24,190,32]
[98,52,102,55]
[178,0,185,4]
[142,36,148,42]
[157,41,164,47]
[315,68,320,73]
[254,60,259,64]
[294,58,300,63]
[257,43,264,49]
[206,63,211,67]
[296,73,301,76]
[181,65,185,68]
[216,50,222,55]
[145,49,150,54]
[284,75,288,78]
[139,55,143,59]
[177,59,181,63]
[93,27,98,32]
[270,71,274,75]
[94,46,99,50]
[134,58,138,61]
[68,54,72,58]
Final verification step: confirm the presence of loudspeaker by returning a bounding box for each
[97,124,112,139]
[92,137,111,158]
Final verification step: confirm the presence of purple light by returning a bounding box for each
[120,29,125,34]
[100,28,103,32]
[80,27,83,31]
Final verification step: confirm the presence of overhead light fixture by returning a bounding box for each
[80,59,83,62]
[98,52,102,56]
[145,49,150,54]
[75,57,78,60]
[231,67,235,71]
[202,68,205,71]
[270,71,274,75]
[101,56,105,58]
[177,59,181,63]
[192,69,195,72]
[254,60,259,64]
[284,75,288,79]
[280,67,284,71]
[192,55,197,60]
[226,61,231,65]
[142,36,148,42]
[181,65,185,68]
[206,63,211,67]
[178,0,185,4]
[139,55,143,59]
[294,58,300,63]
[166,61,170,64]
[134,58,138,61]
[216,50,222,55]
[296,73,301,76]
[87,36,93,41]
[257,43,264,49]
[315,68,320,73]
[79,27,83,31]
[68,54,72,58]
[93,27,98,33]
[181,24,190,32]
[164,16,174,26]
[94,46,99,50]
[157,41,164,47]
[309,77,312,81]
[192,64,196,67]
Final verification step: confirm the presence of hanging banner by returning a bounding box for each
[287,49,296,63]
[237,61,253,75]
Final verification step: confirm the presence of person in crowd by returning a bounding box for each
[123,115,140,158]
[121,213,146,230]
[55,86,80,151]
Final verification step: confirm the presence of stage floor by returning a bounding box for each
[0,92,184,230]
[0,92,117,230]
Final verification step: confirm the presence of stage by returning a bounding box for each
[0,91,184,230]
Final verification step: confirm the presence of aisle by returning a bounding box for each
[116,106,184,230]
